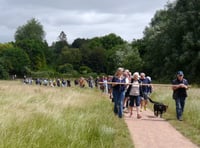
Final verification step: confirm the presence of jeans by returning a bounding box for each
[175,97,186,119]
[113,89,125,118]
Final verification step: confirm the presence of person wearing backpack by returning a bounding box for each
[172,71,188,121]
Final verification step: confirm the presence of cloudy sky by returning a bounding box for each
[0,0,174,45]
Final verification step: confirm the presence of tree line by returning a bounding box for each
[0,0,199,84]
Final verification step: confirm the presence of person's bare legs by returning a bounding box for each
[136,106,142,119]
[144,100,148,110]
[129,106,133,117]
[123,97,129,113]
[140,99,144,112]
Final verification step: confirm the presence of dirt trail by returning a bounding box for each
[124,109,198,148]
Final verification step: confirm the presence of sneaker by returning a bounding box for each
[178,117,183,121]
[137,114,142,119]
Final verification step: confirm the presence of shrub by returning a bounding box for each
[79,66,92,74]
[58,63,74,74]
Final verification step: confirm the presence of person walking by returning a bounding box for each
[112,67,126,118]
[123,69,131,113]
[126,72,142,119]
[172,71,188,121]
[139,72,152,111]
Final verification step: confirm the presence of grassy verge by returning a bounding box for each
[0,81,133,148]
[148,86,200,147]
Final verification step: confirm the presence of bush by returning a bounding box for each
[61,70,79,78]
[79,66,92,74]
[58,64,74,74]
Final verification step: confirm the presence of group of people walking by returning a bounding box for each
[111,67,152,119]
[23,77,71,87]
[110,67,188,121]
[22,68,189,121]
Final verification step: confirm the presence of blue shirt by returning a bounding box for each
[140,78,151,94]
[112,76,126,92]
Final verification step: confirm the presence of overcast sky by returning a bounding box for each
[0,0,174,45]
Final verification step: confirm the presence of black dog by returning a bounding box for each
[145,95,168,118]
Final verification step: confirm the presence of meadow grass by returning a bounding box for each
[148,86,200,147]
[0,81,133,148]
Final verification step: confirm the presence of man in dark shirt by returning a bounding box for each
[172,71,188,121]
[140,73,152,111]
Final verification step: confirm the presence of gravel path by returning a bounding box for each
[124,108,198,148]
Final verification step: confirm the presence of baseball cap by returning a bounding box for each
[177,71,184,76]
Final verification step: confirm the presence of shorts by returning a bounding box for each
[129,96,140,107]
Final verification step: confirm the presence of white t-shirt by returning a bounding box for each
[129,80,140,96]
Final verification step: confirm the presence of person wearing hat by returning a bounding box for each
[172,71,189,121]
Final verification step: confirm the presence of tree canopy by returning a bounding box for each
[141,0,200,83]
[0,0,200,83]
[15,18,45,42]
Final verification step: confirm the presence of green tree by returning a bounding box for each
[0,43,14,53]
[15,40,47,70]
[0,65,9,79]
[72,35,125,74]
[58,31,67,42]
[142,0,200,83]
[58,63,74,74]
[173,0,200,82]
[0,47,30,76]
[87,47,107,73]
[101,33,125,50]
[15,18,45,42]
[113,43,143,72]
[79,66,92,74]
[51,31,69,54]
[14,18,48,71]
[71,38,88,48]
[105,49,118,74]
[59,47,82,70]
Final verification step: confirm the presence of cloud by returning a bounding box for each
[0,0,174,45]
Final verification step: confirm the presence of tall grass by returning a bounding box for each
[0,81,133,148]
[149,86,200,146]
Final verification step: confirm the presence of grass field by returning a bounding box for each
[0,81,200,147]
[149,85,200,147]
[0,81,133,148]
